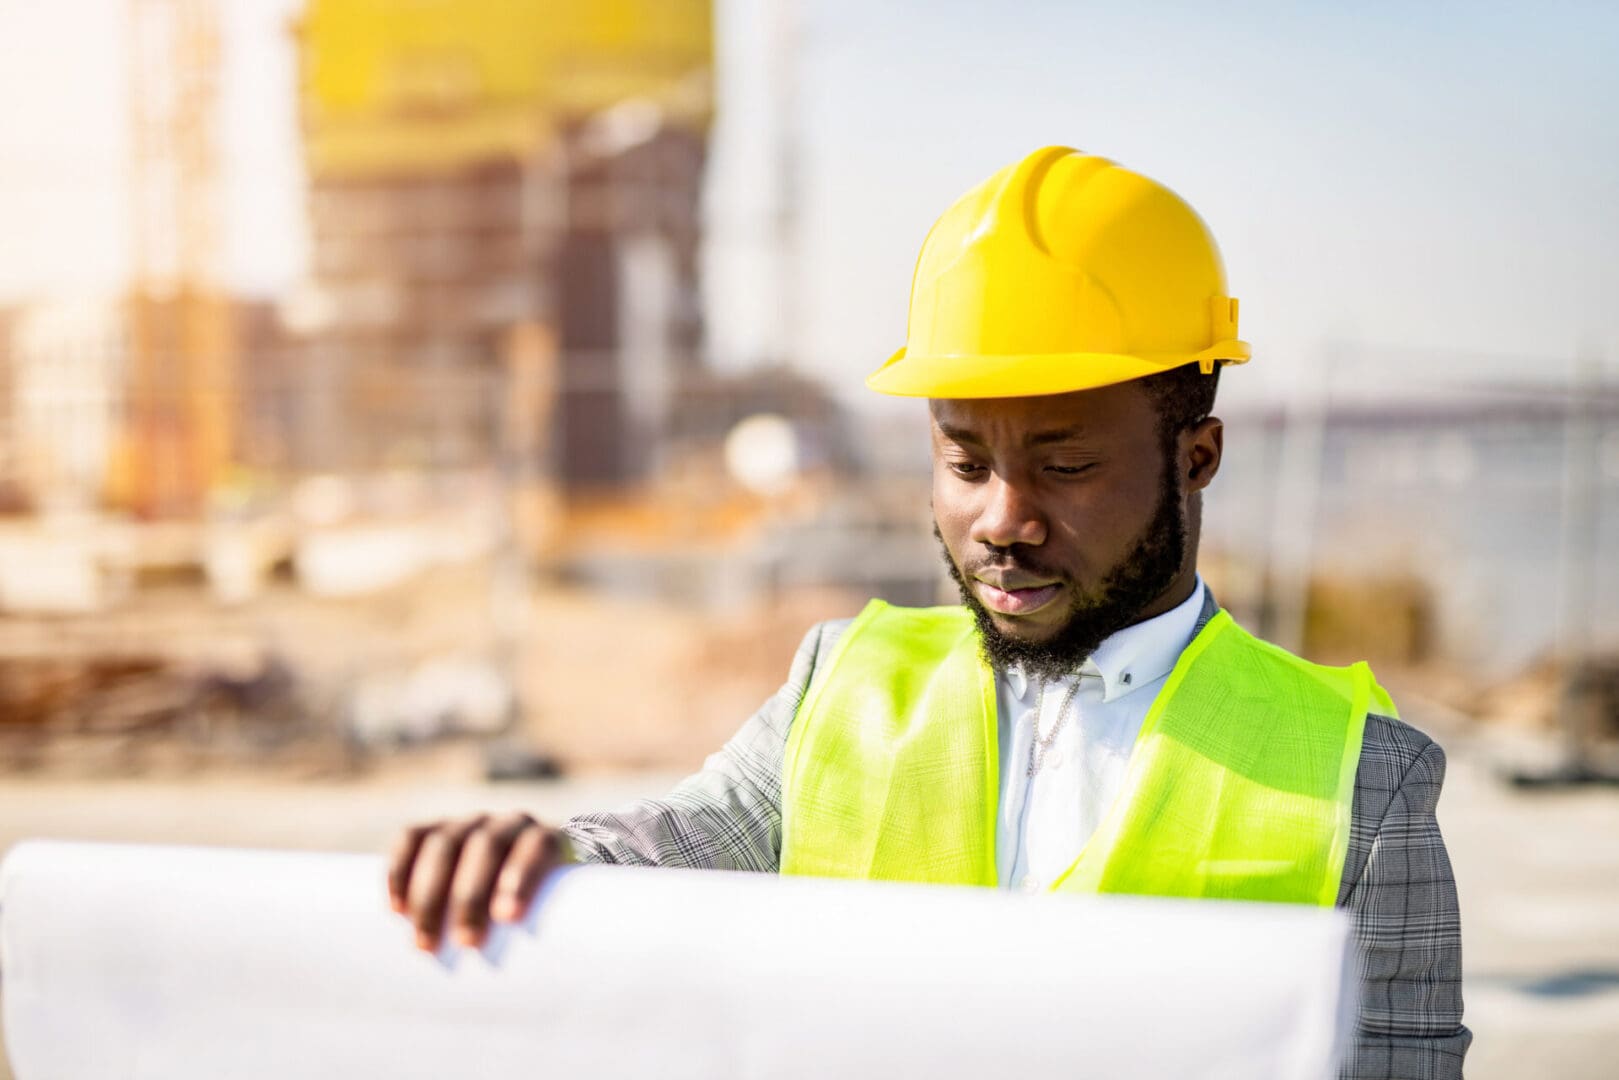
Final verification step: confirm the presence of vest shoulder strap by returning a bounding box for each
[781,600,997,884]
[1055,612,1374,905]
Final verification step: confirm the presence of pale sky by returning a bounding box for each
[2,0,1616,411]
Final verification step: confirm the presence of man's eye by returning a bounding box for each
[947,461,985,477]
[1046,464,1094,476]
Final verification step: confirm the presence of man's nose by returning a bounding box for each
[970,473,1047,549]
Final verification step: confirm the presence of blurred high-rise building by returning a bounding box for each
[287,0,713,491]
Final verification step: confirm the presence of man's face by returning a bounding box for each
[930,381,1206,679]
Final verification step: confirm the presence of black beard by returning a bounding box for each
[935,457,1188,682]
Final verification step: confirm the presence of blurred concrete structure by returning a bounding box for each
[6,300,125,517]
[0,297,301,525]
[286,0,713,492]
[231,299,301,476]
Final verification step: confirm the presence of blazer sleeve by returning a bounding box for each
[1338,728,1473,1079]
[558,619,845,871]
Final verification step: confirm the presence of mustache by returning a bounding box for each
[960,546,1066,583]
[929,521,1068,584]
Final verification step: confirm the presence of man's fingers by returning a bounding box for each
[386,824,431,914]
[388,812,555,953]
[447,814,534,947]
[492,824,563,924]
[405,815,487,950]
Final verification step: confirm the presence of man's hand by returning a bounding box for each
[386,812,567,951]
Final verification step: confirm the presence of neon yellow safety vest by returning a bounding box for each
[780,599,1394,905]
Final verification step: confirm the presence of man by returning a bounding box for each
[388,147,1469,1078]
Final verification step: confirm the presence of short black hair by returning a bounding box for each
[1137,362,1221,447]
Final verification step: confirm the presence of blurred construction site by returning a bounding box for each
[0,0,881,778]
[0,0,1609,778]
[0,1,1617,1077]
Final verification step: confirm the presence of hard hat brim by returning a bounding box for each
[866,341,1252,399]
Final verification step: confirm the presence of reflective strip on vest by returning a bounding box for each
[779,599,1382,906]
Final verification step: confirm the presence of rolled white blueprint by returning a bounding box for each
[1,840,1355,1079]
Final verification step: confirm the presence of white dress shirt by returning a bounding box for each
[995,576,1207,891]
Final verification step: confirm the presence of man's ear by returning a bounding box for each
[1184,416,1223,491]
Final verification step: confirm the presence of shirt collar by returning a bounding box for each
[1003,575,1208,704]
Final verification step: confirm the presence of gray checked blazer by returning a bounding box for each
[561,592,1471,1079]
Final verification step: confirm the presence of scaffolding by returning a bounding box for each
[120,0,235,518]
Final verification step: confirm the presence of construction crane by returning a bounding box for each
[117,0,234,518]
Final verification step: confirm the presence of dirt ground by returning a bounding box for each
[0,574,875,777]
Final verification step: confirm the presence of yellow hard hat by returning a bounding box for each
[867,146,1250,398]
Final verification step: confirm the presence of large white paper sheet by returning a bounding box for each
[1,840,1355,1079]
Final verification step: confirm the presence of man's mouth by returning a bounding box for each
[973,577,1063,616]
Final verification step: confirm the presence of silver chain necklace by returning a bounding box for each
[1025,675,1087,779]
